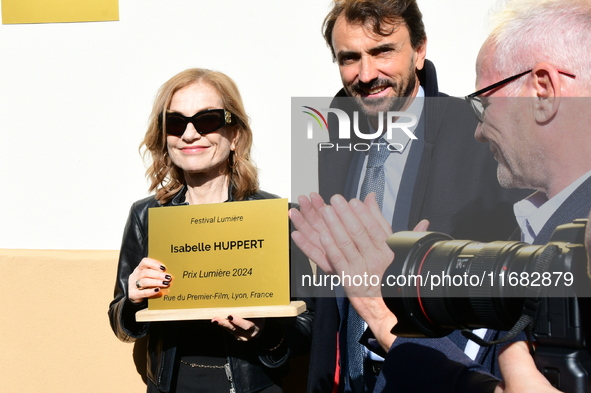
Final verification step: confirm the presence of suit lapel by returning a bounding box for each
[534,176,591,245]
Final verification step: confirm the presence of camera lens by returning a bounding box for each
[381,231,584,338]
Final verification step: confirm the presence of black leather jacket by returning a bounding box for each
[109,187,314,392]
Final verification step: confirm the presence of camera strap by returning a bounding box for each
[460,245,559,349]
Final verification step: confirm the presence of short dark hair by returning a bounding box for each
[323,0,426,60]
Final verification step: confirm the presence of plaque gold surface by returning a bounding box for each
[146,198,290,315]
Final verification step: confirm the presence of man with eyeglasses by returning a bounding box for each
[461,1,591,385]
[465,0,591,248]
[294,0,591,392]
[293,1,529,393]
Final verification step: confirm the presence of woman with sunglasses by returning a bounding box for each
[109,68,312,393]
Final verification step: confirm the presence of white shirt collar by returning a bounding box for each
[514,169,591,243]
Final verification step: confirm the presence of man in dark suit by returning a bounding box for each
[291,0,591,392]
[290,1,528,392]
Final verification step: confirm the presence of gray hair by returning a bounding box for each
[486,0,591,94]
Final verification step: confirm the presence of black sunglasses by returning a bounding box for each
[162,109,236,136]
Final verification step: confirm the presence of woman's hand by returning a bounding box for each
[212,315,265,341]
[128,257,172,303]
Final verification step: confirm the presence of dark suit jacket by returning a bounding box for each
[533,176,591,245]
[307,59,530,393]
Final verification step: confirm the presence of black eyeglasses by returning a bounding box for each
[162,109,236,136]
[465,69,576,122]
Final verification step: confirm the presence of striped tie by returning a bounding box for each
[347,136,390,392]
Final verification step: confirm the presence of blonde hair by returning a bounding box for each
[141,68,258,204]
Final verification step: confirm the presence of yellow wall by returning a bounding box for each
[1,249,309,392]
[0,249,147,391]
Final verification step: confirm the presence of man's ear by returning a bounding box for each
[531,62,562,123]
[414,39,427,71]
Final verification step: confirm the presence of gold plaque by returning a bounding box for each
[147,198,290,312]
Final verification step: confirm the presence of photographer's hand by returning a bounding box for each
[495,341,560,393]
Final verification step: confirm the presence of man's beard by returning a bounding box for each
[349,72,417,117]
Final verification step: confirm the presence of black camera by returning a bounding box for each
[382,219,591,393]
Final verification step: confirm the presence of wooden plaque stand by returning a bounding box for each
[136,300,306,322]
